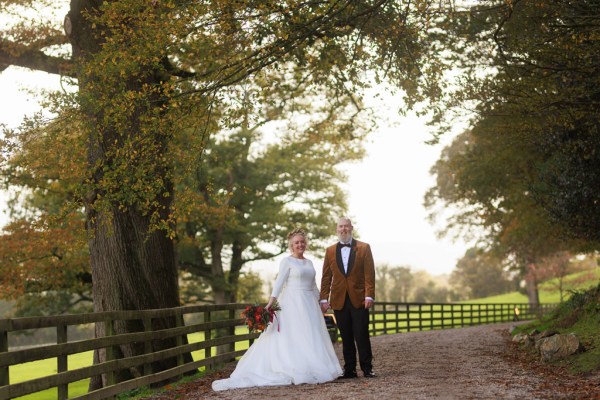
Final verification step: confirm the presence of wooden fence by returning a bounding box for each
[368,302,556,335]
[0,304,258,400]
[0,302,556,400]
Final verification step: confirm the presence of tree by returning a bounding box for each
[375,264,391,302]
[377,267,454,303]
[449,247,514,300]
[424,1,600,304]
[388,266,413,303]
[406,270,454,303]
[174,71,369,304]
[235,270,265,303]
[376,265,415,302]
[412,280,450,303]
[1,0,457,388]
[534,252,598,303]
[0,117,91,315]
[425,125,582,304]
[474,1,600,244]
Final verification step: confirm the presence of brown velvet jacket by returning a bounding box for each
[320,239,375,310]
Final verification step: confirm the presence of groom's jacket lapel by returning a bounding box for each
[335,244,345,276]
[346,239,357,276]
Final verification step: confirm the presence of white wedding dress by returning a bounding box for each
[212,256,342,391]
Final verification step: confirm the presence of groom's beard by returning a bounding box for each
[337,233,351,243]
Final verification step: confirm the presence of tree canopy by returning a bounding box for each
[425,0,600,302]
[1,0,460,387]
[449,247,514,300]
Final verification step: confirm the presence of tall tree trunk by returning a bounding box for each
[525,263,540,306]
[210,233,227,304]
[88,210,181,387]
[66,1,186,391]
[209,234,235,356]
[229,240,245,303]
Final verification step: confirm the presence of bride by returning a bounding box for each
[212,228,342,391]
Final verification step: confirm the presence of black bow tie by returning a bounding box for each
[339,243,352,248]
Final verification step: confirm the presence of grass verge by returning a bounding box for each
[512,283,600,375]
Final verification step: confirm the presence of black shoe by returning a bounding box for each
[363,370,376,378]
[338,371,358,379]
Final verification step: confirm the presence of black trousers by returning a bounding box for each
[334,295,373,373]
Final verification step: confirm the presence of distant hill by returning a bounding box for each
[467,268,600,304]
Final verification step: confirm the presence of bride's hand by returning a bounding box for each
[266,296,275,310]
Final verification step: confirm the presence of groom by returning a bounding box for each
[320,217,375,378]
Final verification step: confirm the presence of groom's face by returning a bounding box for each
[336,220,353,243]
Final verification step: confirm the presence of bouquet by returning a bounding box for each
[241,302,281,333]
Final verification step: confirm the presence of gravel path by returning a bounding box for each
[146,322,599,399]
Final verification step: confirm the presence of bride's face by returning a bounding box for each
[289,234,306,256]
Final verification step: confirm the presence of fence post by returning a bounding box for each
[451,304,456,328]
[370,304,376,335]
[57,324,68,400]
[494,304,498,323]
[204,311,212,371]
[383,304,388,335]
[229,309,236,361]
[104,319,115,391]
[176,315,184,370]
[143,317,152,376]
[395,304,399,333]
[0,328,7,386]
[440,304,445,330]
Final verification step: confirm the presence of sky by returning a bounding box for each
[341,110,468,276]
[0,66,470,281]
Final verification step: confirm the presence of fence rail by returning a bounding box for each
[0,302,556,399]
[368,302,556,335]
[0,304,258,400]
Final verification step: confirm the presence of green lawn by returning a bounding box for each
[10,330,252,400]
[11,352,92,400]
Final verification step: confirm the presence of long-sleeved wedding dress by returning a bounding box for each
[212,256,342,391]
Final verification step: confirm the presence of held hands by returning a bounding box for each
[320,301,330,313]
[364,298,374,309]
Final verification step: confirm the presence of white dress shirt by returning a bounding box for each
[340,241,351,273]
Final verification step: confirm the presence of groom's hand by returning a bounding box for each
[364,298,374,309]
[320,302,330,313]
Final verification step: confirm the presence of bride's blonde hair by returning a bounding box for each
[287,227,308,252]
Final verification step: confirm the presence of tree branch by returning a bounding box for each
[0,39,74,77]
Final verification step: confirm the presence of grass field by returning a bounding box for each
[467,268,600,305]
[11,352,92,400]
